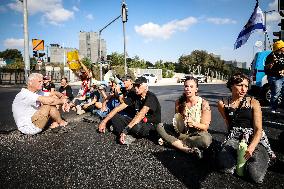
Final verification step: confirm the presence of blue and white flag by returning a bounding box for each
[234,2,265,49]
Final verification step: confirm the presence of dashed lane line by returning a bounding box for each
[264,120,284,126]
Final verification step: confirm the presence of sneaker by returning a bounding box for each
[271,110,281,114]
[123,135,136,145]
[109,125,114,132]
[158,138,164,146]
[190,147,203,159]
[77,109,86,115]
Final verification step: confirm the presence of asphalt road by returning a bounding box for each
[0,84,283,188]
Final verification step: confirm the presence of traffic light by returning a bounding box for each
[273,31,284,42]
[33,50,38,58]
[122,3,128,22]
[279,0,284,17]
[38,52,45,58]
[280,19,284,31]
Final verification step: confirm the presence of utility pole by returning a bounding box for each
[22,0,30,82]
[63,43,66,66]
[264,10,276,50]
[122,0,128,75]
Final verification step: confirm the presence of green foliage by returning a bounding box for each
[109,52,124,66]
[176,50,249,78]
[155,60,175,78]
[109,65,135,80]
[4,58,24,70]
[81,57,92,69]
[0,49,22,60]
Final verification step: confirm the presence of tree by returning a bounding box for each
[4,58,24,70]
[109,52,124,66]
[80,57,92,69]
[0,49,23,60]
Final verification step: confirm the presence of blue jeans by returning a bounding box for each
[268,76,284,111]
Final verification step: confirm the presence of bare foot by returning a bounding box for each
[59,120,68,127]
[49,122,59,129]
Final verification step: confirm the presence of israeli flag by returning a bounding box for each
[234,2,265,49]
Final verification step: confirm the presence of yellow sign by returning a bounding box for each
[32,39,44,51]
[67,51,81,70]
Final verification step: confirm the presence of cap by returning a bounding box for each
[43,75,50,80]
[273,40,284,52]
[134,77,147,85]
[122,74,133,81]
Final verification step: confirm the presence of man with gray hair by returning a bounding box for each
[12,73,70,135]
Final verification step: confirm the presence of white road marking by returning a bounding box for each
[264,120,284,126]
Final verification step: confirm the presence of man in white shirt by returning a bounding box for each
[12,73,70,135]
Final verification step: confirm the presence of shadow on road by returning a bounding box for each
[152,139,222,189]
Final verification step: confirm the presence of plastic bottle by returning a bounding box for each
[236,139,248,176]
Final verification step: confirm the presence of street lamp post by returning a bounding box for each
[98,15,121,81]
[22,0,30,82]
[122,0,128,75]
[264,10,276,50]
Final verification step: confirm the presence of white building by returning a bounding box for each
[79,31,106,63]
[49,44,77,64]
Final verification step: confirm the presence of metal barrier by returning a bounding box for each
[0,69,71,85]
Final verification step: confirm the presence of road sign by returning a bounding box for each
[32,39,44,51]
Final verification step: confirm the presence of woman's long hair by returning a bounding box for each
[177,76,198,116]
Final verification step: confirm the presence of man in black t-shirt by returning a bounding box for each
[58,77,74,100]
[42,75,55,96]
[98,77,161,145]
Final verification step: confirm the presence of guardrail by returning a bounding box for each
[0,69,71,85]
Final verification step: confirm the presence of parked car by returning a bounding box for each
[195,75,207,83]
[177,74,206,83]
[141,73,158,83]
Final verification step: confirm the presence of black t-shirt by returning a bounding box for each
[125,91,161,124]
[42,82,55,92]
[265,52,284,77]
[59,85,74,100]
[121,87,137,118]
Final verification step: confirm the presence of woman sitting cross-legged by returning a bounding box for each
[157,76,212,159]
[217,72,276,184]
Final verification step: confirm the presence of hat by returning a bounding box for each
[122,74,133,81]
[43,75,50,80]
[273,40,284,51]
[134,77,147,85]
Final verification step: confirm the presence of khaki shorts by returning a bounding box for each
[31,111,50,129]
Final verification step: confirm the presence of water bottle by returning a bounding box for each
[236,139,248,176]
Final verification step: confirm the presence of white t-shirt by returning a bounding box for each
[12,88,42,135]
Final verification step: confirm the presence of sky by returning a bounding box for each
[0,0,282,67]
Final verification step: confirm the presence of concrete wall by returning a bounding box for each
[130,68,163,80]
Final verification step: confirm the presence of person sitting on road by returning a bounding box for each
[99,77,161,145]
[217,72,276,184]
[98,74,137,133]
[95,77,124,119]
[12,73,70,135]
[156,76,212,159]
[58,77,74,101]
[79,81,101,115]
[42,75,55,96]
